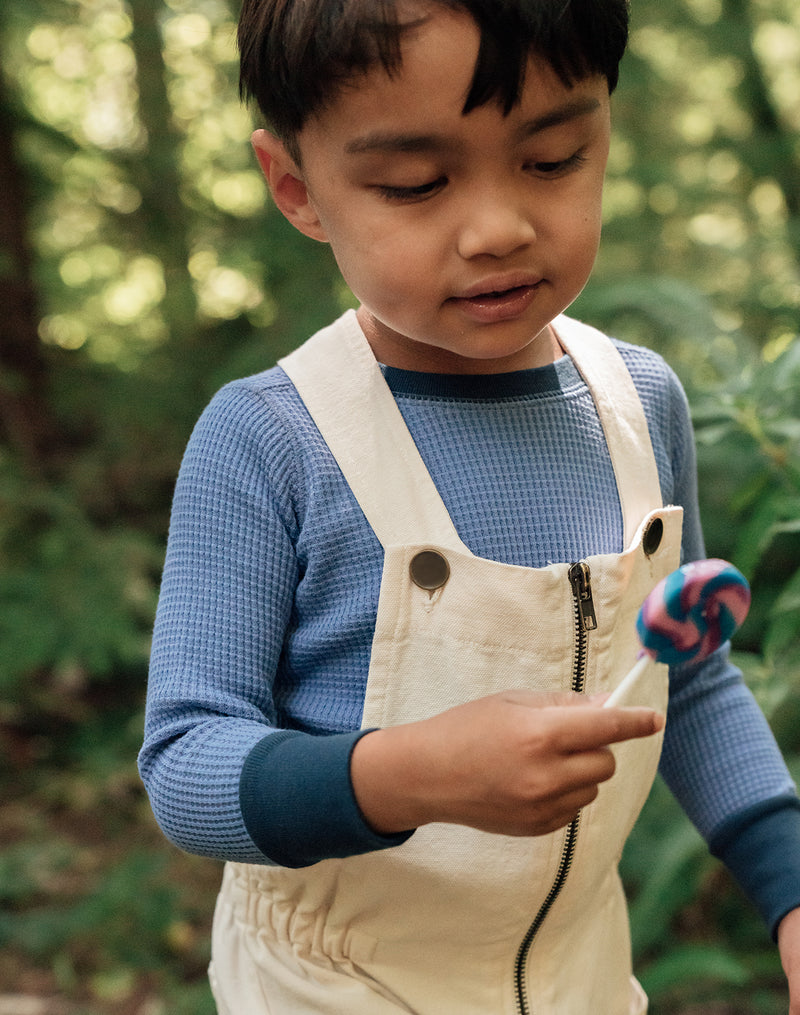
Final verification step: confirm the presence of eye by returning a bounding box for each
[528,150,588,177]
[375,177,447,202]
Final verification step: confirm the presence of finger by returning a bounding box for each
[535,705,664,753]
[514,747,616,808]
[495,787,597,837]
[600,706,665,745]
[560,745,618,787]
[521,783,603,835]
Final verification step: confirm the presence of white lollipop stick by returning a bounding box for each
[603,558,750,709]
[603,654,649,708]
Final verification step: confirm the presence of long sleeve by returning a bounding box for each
[637,348,800,936]
[139,381,298,861]
[140,331,800,905]
[139,373,411,864]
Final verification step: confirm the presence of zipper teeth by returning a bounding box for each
[513,815,581,1015]
[571,591,588,693]
[513,563,592,1015]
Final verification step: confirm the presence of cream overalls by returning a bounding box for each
[210,311,683,1015]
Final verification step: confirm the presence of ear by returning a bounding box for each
[251,129,328,243]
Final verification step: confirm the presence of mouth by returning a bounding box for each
[449,278,544,323]
[467,283,534,302]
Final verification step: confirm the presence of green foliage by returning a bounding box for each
[576,276,800,751]
[0,461,159,693]
[578,276,800,1013]
[693,337,800,645]
[0,0,797,1010]
[692,337,800,758]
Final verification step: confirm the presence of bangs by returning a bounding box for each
[239,0,628,150]
[462,0,627,114]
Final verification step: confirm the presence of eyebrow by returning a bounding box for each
[344,96,603,156]
[516,96,602,140]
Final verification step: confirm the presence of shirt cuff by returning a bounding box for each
[240,728,414,867]
[709,793,800,939]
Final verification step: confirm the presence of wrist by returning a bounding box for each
[350,724,431,835]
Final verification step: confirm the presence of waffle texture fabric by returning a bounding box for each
[139,336,800,936]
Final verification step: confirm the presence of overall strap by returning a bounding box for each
[552,315,663,547]
[279,311,469,551]
[279,310,662,551]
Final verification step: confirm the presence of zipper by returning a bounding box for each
[567,561,597,693]
[513,562,596,1015]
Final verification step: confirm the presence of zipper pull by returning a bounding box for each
[568,562,597,632]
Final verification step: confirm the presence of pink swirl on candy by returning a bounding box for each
[636,558,751,667]
[605,559,750,708]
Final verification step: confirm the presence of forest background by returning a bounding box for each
[0,0,798,1012]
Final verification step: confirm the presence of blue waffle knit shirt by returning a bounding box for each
[139,330,800,937]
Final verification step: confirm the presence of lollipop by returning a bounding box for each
[637,558,751,667]
[604,558,750,708]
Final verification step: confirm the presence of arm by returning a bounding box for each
[661,647,800,933]
[138,379,393,864]
[139,377,664,864]
[351,691,664,838]
[647,359,800,950]
[779,907,800,1015]
[138,380,298,861]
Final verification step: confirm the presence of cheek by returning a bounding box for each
[338,223,437,299]
[558,193,604,256]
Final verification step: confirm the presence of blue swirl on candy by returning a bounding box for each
[636,559,751,668]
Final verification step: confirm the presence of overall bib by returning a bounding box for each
[210,311,683,1015]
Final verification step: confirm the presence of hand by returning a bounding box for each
[350,690,664,837]
[778,907,800,1015]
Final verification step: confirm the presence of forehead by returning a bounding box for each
[299,7,607,158]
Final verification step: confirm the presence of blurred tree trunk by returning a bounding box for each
[720,0,800,226]
[0,71,54,474]
[127,0,198,341]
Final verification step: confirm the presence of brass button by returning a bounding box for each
[642,517,664,557]
[409,550,450,591]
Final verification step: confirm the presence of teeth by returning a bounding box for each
[465,283,531,300]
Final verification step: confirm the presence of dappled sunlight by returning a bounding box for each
[102,256,166,326]
[12,0,794,368]
[188,246,270,321]
[755,20,800,127]
[688,209,749,250]
[1,2,799,1012]
[24,11,142,152]
[600,2,799,351]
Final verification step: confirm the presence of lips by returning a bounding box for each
[449,276,544,324]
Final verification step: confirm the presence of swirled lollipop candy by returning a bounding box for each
[636,558,751,667]
[605,558,750,708]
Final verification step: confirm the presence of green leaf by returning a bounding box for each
[639,943,750,998]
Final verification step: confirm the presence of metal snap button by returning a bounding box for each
[409,550,450,591]
[642,517,664,557]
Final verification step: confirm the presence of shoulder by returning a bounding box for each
[609,337,692,432]
[558,315,685,403]
[186,365,316,471]
[601,335,698,503]
[175,365,318,529]
[558,315,691,429]
[610,337,680,391]
[197,366,303,438]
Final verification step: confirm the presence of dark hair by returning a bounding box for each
[238,0,629,161]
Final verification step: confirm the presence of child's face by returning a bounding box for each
[260,4,611,373]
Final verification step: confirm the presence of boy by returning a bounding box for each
[139,1,800,1011]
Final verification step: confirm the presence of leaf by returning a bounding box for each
[627,819,708,955]
[639,943,750,998]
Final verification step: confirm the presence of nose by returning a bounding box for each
[456,189,537,260]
